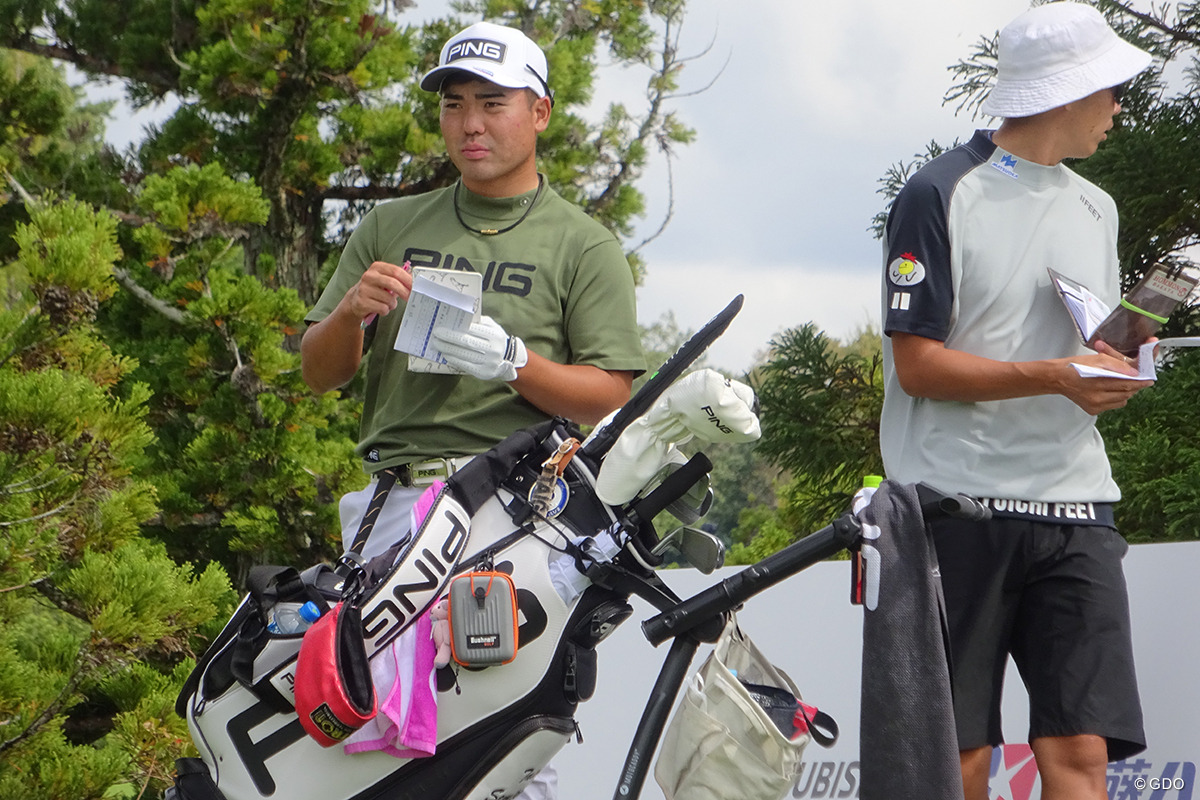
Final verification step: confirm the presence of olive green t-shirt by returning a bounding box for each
[307,180,645,472]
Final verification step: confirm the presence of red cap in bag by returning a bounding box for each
[294,601,377,747]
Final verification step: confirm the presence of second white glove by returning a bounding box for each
[431,315,528,382]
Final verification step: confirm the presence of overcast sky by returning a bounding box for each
[96,0,1101,372]
[620,0,1034,372]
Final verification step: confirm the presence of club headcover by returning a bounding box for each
[595,369,760,505]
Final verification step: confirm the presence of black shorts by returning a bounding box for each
[930,517,1146,761]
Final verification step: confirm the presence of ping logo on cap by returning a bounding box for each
[447,38,507,65]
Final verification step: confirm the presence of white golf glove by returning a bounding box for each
[431,315,528,382]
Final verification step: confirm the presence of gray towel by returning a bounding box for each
[858,481,963,800]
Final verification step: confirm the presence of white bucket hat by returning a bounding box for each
[981,2,1152,118]
[420,21,551,99]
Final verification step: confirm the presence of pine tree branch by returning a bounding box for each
[320,166,458,201]
[629,153,675,255]
[0,498,77,527]
[111,268,189,325]
[6,37,178,97]
[1108,0,1200,47]
[0,640,91,757]
[585,10,686,219]
[3,170,37,206]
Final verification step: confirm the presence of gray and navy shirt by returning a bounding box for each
[880,129,1121,524]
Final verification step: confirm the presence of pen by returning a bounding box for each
[361,260,411,330]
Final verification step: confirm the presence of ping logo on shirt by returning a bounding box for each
[446,38,507,65]
[888,253,926,287]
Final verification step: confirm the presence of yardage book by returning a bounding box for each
[1048,264,1197,356]
[393,267,482,373]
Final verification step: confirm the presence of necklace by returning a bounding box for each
[453,176,544,236]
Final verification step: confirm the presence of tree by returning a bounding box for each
[0,2,708,796]
[0,0,703,581]
[101,160,366,584]
[728,325,883,563]
[1099,348,1200,542]
[0,49,120,259]
[0,4,709,795]
[0,195,235,800]
[0,0,695,298]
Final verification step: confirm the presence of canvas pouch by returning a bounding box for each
[654,616,831,800]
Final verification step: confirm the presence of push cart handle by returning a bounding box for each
[641,514,861,647]
[640,483,989,647]
[914,483,990,522]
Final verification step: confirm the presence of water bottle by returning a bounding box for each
[267,601,321,634]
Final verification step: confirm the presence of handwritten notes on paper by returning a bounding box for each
[393,268,482,373]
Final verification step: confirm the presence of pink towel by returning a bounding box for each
[343,482,444,758]
[411,481,445,530]
[343,609,439,758]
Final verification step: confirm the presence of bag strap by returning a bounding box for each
[174,599,254,718]
[795,703,839,748]
[338,468,398,579]
[247,565,307,603]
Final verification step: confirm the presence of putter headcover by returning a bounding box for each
[595,369,761,505]
[294,601,378,747]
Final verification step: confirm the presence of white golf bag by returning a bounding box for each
[168,298,751,800]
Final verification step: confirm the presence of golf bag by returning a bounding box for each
[169,297,749,800]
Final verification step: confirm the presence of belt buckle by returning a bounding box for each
[409,458,451,487]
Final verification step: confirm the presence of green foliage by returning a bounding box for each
[64,539,231,650]
[1099,348,1200,542]
[0,50,69,173]
[748,325,884,539]
[0,3,704,794]
[1,0,695,301]
[1074,102,1200,287]
[726,479,852,566]
[726,502,794,565]
[137,162,269,235]
[0,197,237,799]
[0,51,121,262]
[701,436,782,548]
[0,0,702,588]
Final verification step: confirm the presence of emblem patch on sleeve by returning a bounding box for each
[888,253,926,287]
